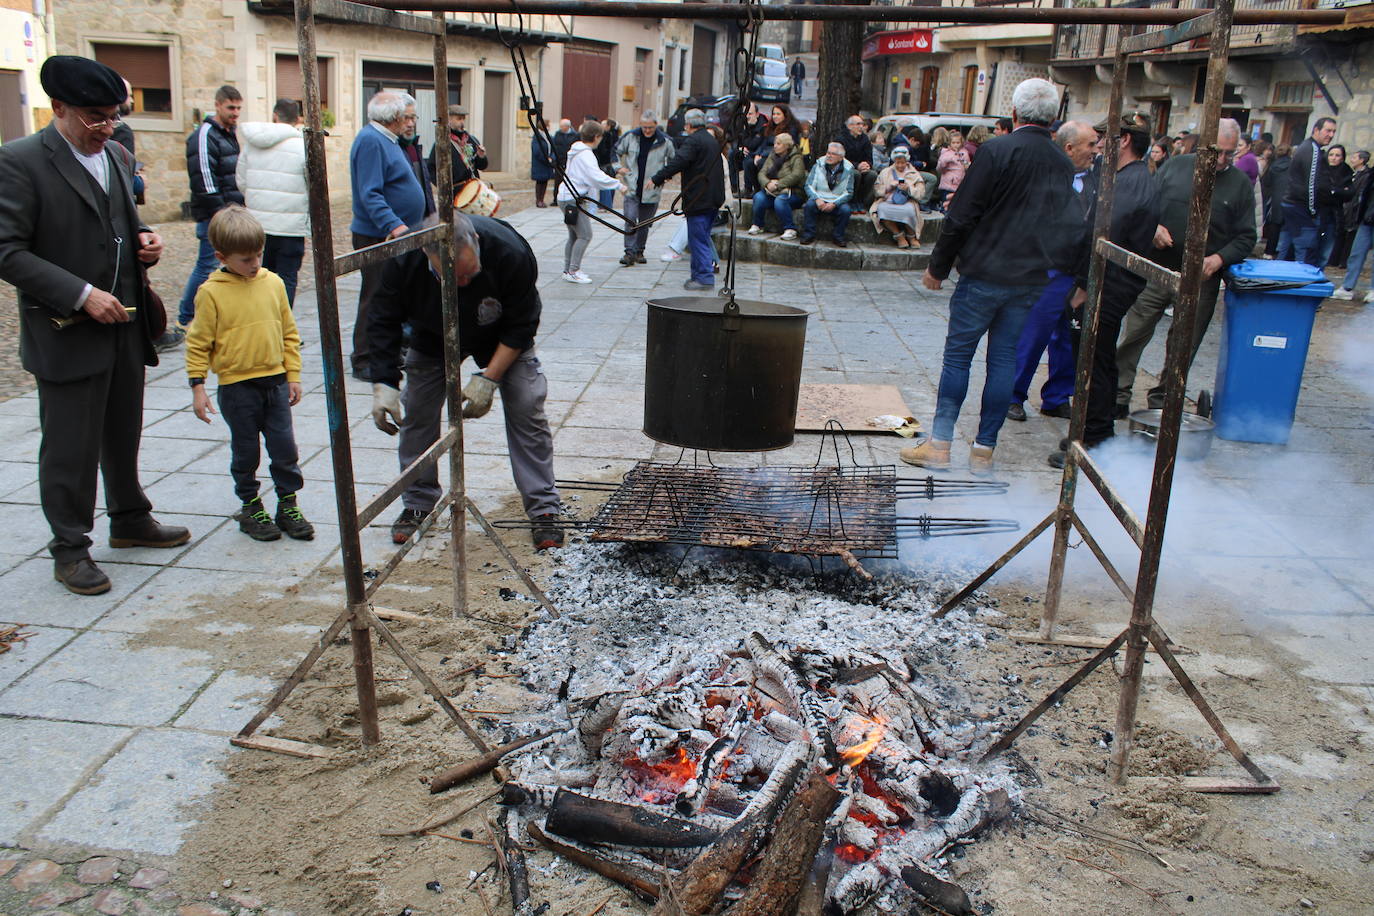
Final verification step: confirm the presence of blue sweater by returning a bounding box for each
[350,123,426,238]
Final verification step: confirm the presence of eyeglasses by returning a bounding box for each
[78,111,123,131]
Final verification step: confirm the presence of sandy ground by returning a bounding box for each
[144,486,1374,916]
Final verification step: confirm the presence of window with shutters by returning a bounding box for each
[90,41,173,118]
[275,53,333,116]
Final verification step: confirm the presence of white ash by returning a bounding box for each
[480,542,1030,909]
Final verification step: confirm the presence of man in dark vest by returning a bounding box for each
[0,56,190,595]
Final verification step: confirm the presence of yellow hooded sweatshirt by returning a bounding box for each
[185,268,302,386]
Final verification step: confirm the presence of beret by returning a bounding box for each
[40,55,127,107]
[1093,110,1153,137]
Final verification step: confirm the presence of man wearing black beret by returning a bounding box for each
[0,55,190,595]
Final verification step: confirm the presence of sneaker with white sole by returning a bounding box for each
[1329,287,1354,301]
[659,250,681,261]
[1365,290,1374,304]
[747,225,763,235]
[781,229,798,241]
[562,271,591,284]
[573,270,592,283]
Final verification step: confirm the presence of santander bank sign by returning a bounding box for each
[861,29,935,60]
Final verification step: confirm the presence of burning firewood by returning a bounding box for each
[721,772,841,916]
[675,700,750,816]
[526,819,662,903]
[745,632,838,768]
[577,691,633,757]
[488,807,543,916]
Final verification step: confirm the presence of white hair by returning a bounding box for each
[1011,78,1060,126]
[420,211,481,257]
[1056,119,1093,148]
[684,108,706,128]
[1217,118,1241,142]
[828,141,846,155]
[367,91,415,125]
[641,110,658,124]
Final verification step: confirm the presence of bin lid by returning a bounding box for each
[1226,259,1335,297]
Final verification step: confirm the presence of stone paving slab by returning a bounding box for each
[0,624,73,691]
[37,730,229,857]
[0,718,128,844]
[0,559,163,629]
[173,671,281,733]
[0,629,214,727]
[93,565,294,635]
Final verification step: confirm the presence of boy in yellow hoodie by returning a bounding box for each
[186,206,314,541]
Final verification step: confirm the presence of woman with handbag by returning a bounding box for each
[557,120,626,284]
[869,147,924,249]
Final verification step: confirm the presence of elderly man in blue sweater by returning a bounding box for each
[800,141,857,247]
[349,91,425,380]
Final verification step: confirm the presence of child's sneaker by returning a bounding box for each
[275,494,315,540]
[236,496,281,541]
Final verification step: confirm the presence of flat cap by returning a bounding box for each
[447,104,468,116]
[1093,110,1152,137]
[40,55,127,107]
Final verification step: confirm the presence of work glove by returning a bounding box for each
[462,373,498,419]
[371,382,402,435]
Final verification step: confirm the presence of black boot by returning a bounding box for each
[275,494,316,541]
[236,496,282,541]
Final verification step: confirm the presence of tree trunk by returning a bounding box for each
[815,0,868,148]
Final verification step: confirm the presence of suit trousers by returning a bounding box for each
[622,197,659,255]
[1114,275,1221,411]
[37,327,152,563]
[397,349,560,519]
[351,231,386,377]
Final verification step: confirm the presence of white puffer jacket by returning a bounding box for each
[235,122,310,237]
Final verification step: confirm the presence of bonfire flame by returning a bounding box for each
[840,723,887,768]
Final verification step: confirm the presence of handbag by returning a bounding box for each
[563,201,581,226]
[890,187,910,206]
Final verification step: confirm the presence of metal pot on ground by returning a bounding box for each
[1127,408,1215,461]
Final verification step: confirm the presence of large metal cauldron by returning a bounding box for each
[644,297,809,451]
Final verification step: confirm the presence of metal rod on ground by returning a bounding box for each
[343,0,1345,26]
[466,498,561,618]
[933,512,1055,619]
[294,0,380,746]
[1108,0,1233,786]
[433,11,469,622]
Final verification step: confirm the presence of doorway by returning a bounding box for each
[483,71,507,169]
[691,27,717,97]
[961,66,979,114]
[919,67,939,112]
[0,70,25,143]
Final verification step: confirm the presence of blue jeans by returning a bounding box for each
[1317,210,1339,267]
[750,190,803,231]
[1342,223,1372,291]
[1011,271,1076,409]
[598,187,615,210]
[933,276,1045,447]
[686,212,716,286]
[264,235,305,307]
[1281,203,1321,267]
[802,200,852,241]
[216,376,303,504]
[177,219,218,326]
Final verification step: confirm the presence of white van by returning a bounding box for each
[874,112,1007,145]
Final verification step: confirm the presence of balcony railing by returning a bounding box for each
[1052,0,1304,62]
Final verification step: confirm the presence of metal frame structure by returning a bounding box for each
[935,0,1283,792]
[231,0,1345,767]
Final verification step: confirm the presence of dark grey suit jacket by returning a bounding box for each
[0,124,157,383]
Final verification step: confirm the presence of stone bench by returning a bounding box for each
[714,200,942,270]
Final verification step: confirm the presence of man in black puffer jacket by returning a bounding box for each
[169,85,243,346]
[652,109,725,291]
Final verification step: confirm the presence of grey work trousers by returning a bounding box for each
[622,197,659,255]
[397,348,560,519]
[1115,275,1222,410]
[563,209,593,274]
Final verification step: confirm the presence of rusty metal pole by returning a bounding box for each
[294,0,380,744]
[431,13,469,619]
[1107,0,1236,785]
[1041,47,1127,641]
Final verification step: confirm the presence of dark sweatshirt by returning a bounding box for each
[368,215,541,387]
[927,124,1081,285]
[1077,158,1160,303]
[1149,153,1256,271]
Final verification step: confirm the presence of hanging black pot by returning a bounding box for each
[643,296,809,452]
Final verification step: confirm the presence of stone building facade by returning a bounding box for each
[0,0,52,142]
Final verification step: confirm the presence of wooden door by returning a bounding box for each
[919,67,939,112]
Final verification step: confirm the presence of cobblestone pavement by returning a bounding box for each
[1,177,1372,909]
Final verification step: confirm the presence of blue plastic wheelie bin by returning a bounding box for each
[1213,259,1333,444]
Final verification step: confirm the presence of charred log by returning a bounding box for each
[746,632,838,768]
[676,701,750,816]
[430,730,558,794]
[723,773,841,916]
[578,691,633,757]
[547,788,721,848]
[900,865,974,916]
[527,819,662,903]
[491,808,541,916]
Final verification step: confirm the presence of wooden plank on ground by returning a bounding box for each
[794,384,916,433]
[231,735,334,759]
[1009,632,1193,654]
[1133,776,1280,795]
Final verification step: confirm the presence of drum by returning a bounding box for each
[454,179,501,217]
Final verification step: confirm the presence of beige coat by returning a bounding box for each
[868,163,925,236]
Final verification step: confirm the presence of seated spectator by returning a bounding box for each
[966,125,990,158]
[871,130,891,172]
[801,141,856,247]
[926,126,949,172]
[869,147,924,249]
[746,132,807,240]
[934,129,971,211]
[832,114,876,207]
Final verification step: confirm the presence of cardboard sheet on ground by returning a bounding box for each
[795,384,921,436]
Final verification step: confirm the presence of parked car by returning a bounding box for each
[874,112,1007,145]
[666,94,738,144]
[751,58,792,104]
[756,43,785,61]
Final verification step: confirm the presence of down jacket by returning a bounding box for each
[235,122,309,238]
[185,116,242,222]
[614,128,674,204]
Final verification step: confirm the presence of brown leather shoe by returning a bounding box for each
[109,517,192,549]
[54,557,112,595]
